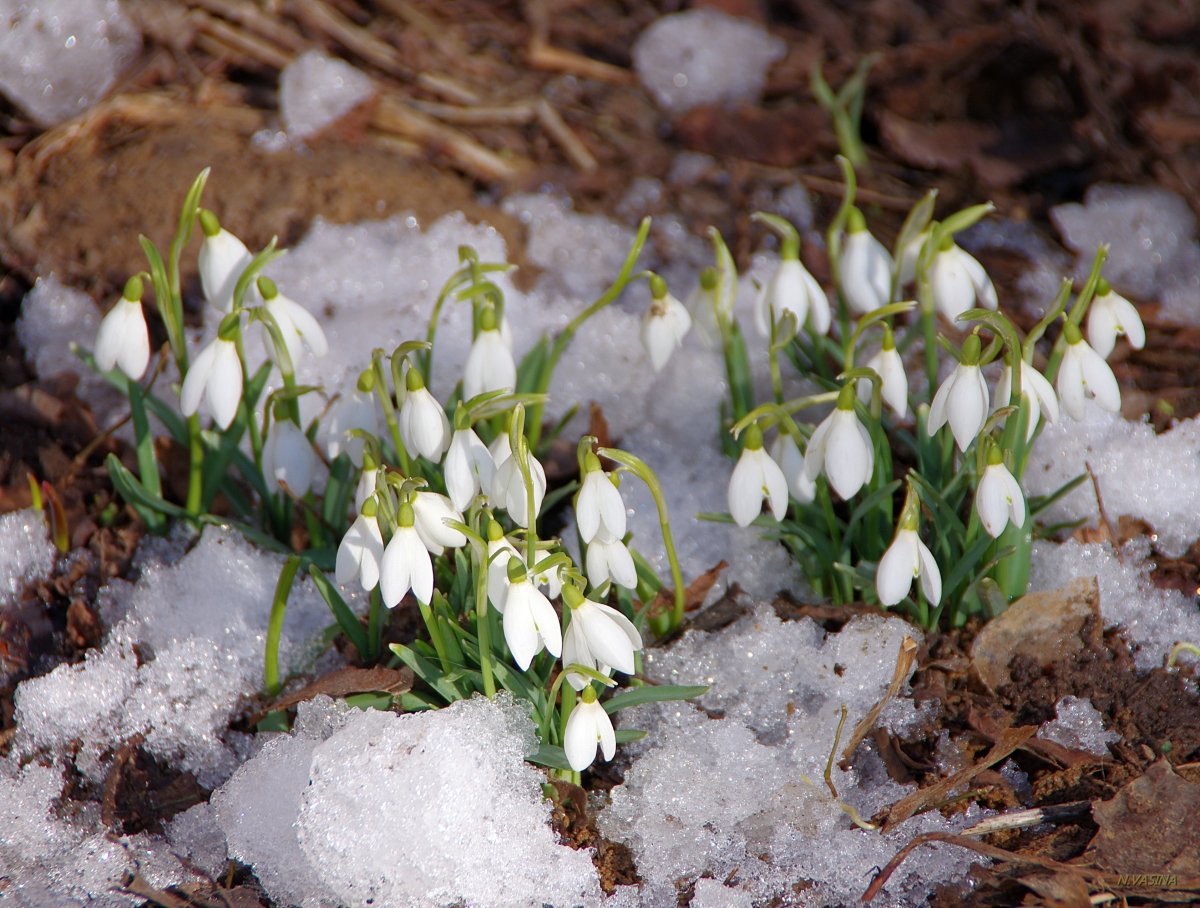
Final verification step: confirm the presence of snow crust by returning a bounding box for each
[0,0,140,125]
[632,9,786,115]
[1037,695,1119,756]
[280,49,376,141]
[0,508,55,603]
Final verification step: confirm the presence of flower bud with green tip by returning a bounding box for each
[803,384,875,500]
[95,275,151,380]
[927,332,989,452]
[876,484,941,607]
[198,209,254,313]
[640,274,691,371]
[380,501,433,607]
[838,207,894,315]
[564,685,616,772]
[975,441,1026,538]
[398,365,450,461]
[1056,322,1121,420]
[728,423,789,526]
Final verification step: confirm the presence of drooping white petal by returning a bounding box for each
[572,600,639,676]
[960,248,998,310]
[95,299,150,380]
[823,410,874,500]
[641,293,692,371]
[335,513,384,591]
[803,413,835,482]
[839,230,893,315]
[199,228,254,313]
[946,367,989,452]
[801,266,832,336]
[410,491,467,555]
[728,446,787,526]
[770,432,815,503]
[265,294,328,365]
[207,340,244,430]
[1087,290,1145,358]
[577,470,627,544]
[503,581,561,670]
[564,699,615,771]
[486,537,520,613]
[264,420,316,495]
[398,387,450,461]
[930,245,994,322]
[444,427,494,511]
[915,537,942,605]
[876,530,918,607]
[975,462,1026,538]
[180,340,217,418]
[463,328,516,401]
[1056,346,1087,421]
[858,346,909,418]
[1078,342,1122,414]
[586,531,637,590]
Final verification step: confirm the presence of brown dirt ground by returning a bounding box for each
[3,1,1200,906]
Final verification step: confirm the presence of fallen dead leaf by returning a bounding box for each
[1090,759,1200,876]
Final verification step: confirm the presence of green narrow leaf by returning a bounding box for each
[265,555,301,696]
[308,564,369,657]
[603,683,708,714]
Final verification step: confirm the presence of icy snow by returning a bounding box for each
[0,508,55,603]
[280,49,376,141]
[0,0,140,125]
[1038,695,1119,756]
[632,9,786,115]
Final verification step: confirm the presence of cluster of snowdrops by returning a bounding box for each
[87,166,1131,774]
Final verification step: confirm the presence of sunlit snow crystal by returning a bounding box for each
[0,508,55,603]
[1038,695,1118,756]
[0,0,140,125]
[632,9,786,115]
[280,49,376,140]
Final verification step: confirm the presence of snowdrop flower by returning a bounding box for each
[354,460,377,511]
[838,208,894,315]
[562,585,642,690]
[257,277,327,369]
[927,334,989,452]
[95,276,151,380]
[804,386,874,501]
[198,210,254,313]
[585,529,638,590]
[640,279,691,371]
[1056,323,1121,420]
[180,334,243,430]
[263,417,316,496]
[398,366,450,461]
[770,431,815,504]
[493,440,546,529]
[485,521,520,613]
[1087,279,1145,359]
[463,307,516,401]
[576,453,626,544]
[444,421,495,511]
[326,377,380,466]
[564,687,616,772]
[754,258,831,338]
[380,503,433,607]
[410,490,466,556]
[728,425,789,527]
[856,327,909,418]
[501,565,562,670]
[876,488,941,607]
[929,239,997,322]
[975,445,1025,538]
[994,358,1059,441]
[335,501,384,592]
[687,267,723,349]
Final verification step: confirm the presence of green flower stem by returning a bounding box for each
[1045,246,1110,383]
[185,414,204,516]
[750,212,800,261]
[265,555,300,696]
[371,350,413,476]
[828,156,858,343]
[418,598,453,673]
[475,549,497,698]
[527,218,651,452]
[366,588,384,662]
[597,446,687,631]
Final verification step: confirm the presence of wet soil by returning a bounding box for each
[3,1,1200,906]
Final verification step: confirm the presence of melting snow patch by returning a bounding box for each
[280,49,376,141]
[1038,696,1119,756]
[0,509,55,603]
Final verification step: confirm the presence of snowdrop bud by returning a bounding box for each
[335,498,384,592]
[929,239,997,322]
[501,569,562,670]
[975,444,1026,538]
[728,424,789,527]
[263,417,316,496]
[258,276,328,369]
[564,686,616,772]
[398,366,450,461]
[754,258,831,338]
[463,306,516,401]
[803,385,875,501]
[1086,278,1145,359]
[95,275,151,380]
[198,210,254,313]
[562,584,643,690]
[380,502,434,607]
[640,276,691,371]
[576,452,627,544]
[876,487,941,607]
[1056,323,1121,420]
[927,333,989,452]
[180,333,243,430]
[838,208,894,315]
[857,326,909,418]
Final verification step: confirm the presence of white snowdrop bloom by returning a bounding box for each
[502,575,562,670]
[576,454,627,544]
[927,335,989,452]
[729,426,789,526]
[493,443,546,529]
[335,509,384,592]
[379,505,433,607]
[929,241,997,322]
[975,453,1026,538]
[1056,325,1121,421]
[353,464,377,512]
[258,277,328,369]
[398,368,450,461]
[95,278,151,380]
[444,425,495,511]
[754,257,831,338]
[877,526,941,607]
[803,387,874,501]
[487,432,512,496]
[585,529,638,590]
[485,523,521,613]
[857,331,909,418]
[409,490,466,556]
[686,267,723,349]
[564,689,616,772]
[640,287,692,371]
[198,211,254,313]
[994,358,1059,441]
[263,418,316,496]
[463,318,516,401]
[180,336,243,430]
[562,586,643,690]
[326,386,380,466]
[839,209,893,315]
[770,431,815,504]
[1087,280,1145,359]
